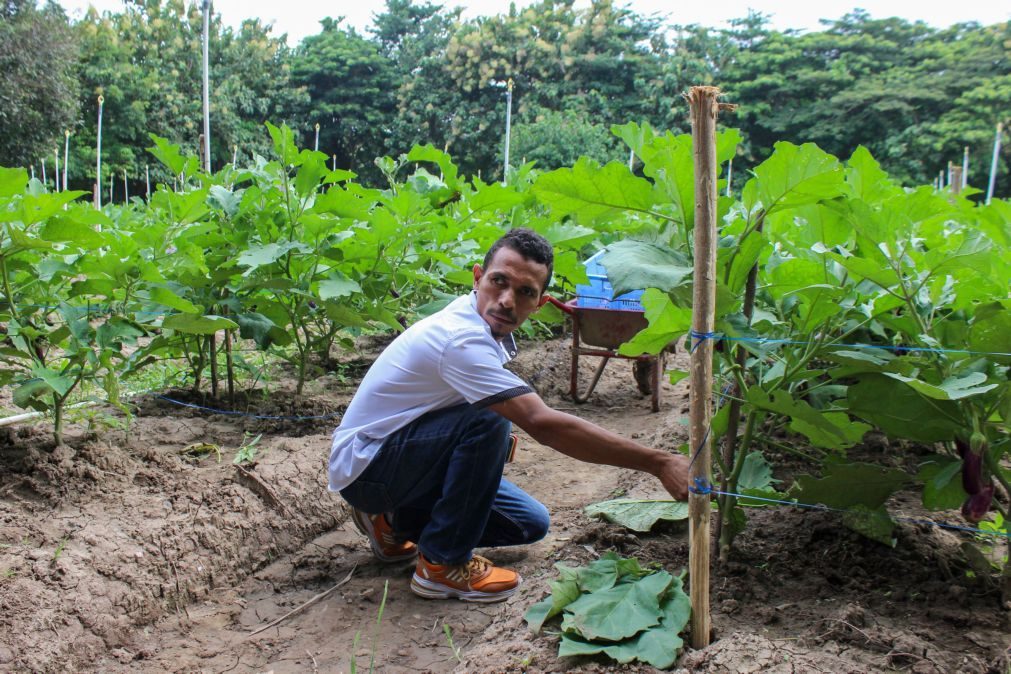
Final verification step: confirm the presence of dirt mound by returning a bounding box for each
[1,335,1008,672]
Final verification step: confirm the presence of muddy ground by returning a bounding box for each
[0,335,1009,673]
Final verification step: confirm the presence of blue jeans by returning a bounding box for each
[340,403,550,565]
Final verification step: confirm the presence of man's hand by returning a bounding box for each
[657,452,691,501]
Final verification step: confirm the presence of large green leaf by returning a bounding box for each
[238,242,310,272]
[584,499,688,532]
[162,314,238,335]
[147,287,200,314]
[599,240,693,298]
[31,366,74,397]
[848,374,961,443]
[616,289,691,357]
[0,167,28,197]
[318,274,362,300]
[560,570,671,641]
[235,312,278,350]
[532,157,655,225]
[747,389,870,450]
[917,457,966,511]
[559,579,690,669]
[969,302,1011,363]
[882,371,999,401]
[744,142,845,214]
[789,462,910,510]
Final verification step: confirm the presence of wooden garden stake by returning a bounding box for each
[686,85,732,650]
[950,165,963,196]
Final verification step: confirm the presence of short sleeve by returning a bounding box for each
[439,332,533,408]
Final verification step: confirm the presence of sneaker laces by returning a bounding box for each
[463,555,491,580]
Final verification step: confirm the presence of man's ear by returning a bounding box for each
[472,263,483,289]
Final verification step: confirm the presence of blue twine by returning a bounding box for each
[716,334,1011,358]
[689,330,718,354]
[154,394,341,421]
[688,477,1010,540]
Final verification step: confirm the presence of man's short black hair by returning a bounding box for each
[482,228,554,291]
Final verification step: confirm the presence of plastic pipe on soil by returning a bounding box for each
[0,402,97,428]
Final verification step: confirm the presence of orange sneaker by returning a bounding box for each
[411,553,521,603]
[350,508,418,563]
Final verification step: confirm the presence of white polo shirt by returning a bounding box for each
[327,292,533,491]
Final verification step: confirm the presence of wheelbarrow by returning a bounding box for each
[546,295,665,412]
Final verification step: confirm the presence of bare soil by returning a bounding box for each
[1,336,1008,673]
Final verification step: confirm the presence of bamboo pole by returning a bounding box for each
[146,165,150,200]
[686,85,729,650]
[123,170,129,202]
[54,149,60,192]
[41,158,46,188]
[986,122,1003,205]
[314,122,320,152]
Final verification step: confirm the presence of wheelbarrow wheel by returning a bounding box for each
[633,360,653,395]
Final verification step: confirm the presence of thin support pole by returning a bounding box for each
[146,165,151,200]
[123,170,129,202]
[950,166,963,196]
[63,130,70,191]
[54,149,60,192]
[962,146,969,188]
[628,149,635,171]
[232,145,238,167]
[725,158,733,196]
[201,0,212,174]
[986,122,1003,205]
[332,155,336,172]
[314,123,320,152]
[95,95,104,209]
[502,78,513,185]
[41,158,46,188]
[686,85,731,651]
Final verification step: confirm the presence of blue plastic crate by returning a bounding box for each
[575,250,644,311]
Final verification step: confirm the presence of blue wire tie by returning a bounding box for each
[689,330,718,354]
[688,477,713,495]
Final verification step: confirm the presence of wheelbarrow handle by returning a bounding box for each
[545,295,574,315]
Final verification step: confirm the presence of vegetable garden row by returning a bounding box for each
[2,118,1009,623]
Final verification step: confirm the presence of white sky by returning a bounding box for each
[59,0,1010,46]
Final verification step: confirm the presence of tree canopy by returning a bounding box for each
[0,0,1007,197]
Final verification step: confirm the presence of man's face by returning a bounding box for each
[473,246,550,340]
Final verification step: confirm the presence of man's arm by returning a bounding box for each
[489,392,690,500]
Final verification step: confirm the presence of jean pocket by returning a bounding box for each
[341,479,395,514]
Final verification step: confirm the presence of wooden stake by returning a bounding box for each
[686,85,729,650]
[950,165,963,196]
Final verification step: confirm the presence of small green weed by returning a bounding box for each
[443,623,463,663]
[233,433,264,465]
[52,536,68,562]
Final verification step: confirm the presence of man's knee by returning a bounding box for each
[526,500,550,542]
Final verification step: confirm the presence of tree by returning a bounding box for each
[71,0,303,193]
[290,18,396,176]
[0,0,79,172]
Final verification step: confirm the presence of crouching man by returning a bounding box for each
[328,228,689,603]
